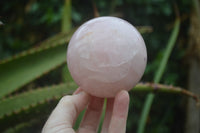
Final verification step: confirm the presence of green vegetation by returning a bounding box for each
[0,0,199,133]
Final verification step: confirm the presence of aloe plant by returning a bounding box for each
[137,18,181,133]
[0,13,199,133]
[0,44,66,98]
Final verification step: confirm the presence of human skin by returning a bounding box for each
[42,88,130,133]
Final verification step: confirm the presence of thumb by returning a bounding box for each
[42,88,91,133]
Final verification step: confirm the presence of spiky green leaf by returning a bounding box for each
[0,44,67,98]
[0,82,78,119]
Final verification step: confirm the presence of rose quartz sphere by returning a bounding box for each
[67,16,147,98]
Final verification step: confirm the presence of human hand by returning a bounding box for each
[42,88,129,133]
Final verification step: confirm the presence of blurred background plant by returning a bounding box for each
[0,0,200,133]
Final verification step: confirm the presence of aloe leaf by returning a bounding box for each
[0,44,67,99]
[0,82,77,119]
[38,29,75,48]
[137,18,180,133]
[0,81,198,132]
[0,82,77,132]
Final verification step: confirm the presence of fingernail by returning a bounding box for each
[73,87,83,95]
[114,90,129,117]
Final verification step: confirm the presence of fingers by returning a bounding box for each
[42,88,91,133]
[77,96,104,133]
[42,89,130,133]
[101,98,114,133]
[108,90,130,133]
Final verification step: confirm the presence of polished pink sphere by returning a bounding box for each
[67,16,147,98]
